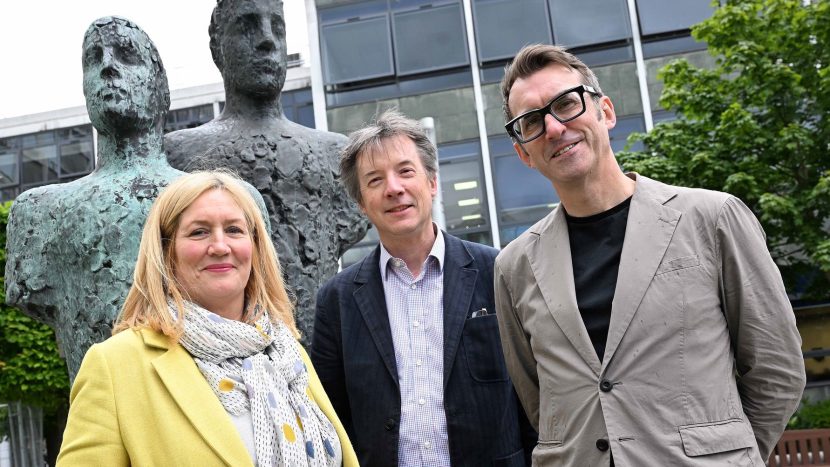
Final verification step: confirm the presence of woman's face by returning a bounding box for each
[173,189,253,320]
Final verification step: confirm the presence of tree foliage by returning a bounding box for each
[0,201,69,416]
[618,0,830,297]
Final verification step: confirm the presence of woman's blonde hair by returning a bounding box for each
[113,171,298,339]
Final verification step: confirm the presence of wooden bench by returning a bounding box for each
[768,429,830,466]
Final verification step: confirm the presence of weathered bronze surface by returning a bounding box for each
[4,17,267,381]
[165,0,368,342]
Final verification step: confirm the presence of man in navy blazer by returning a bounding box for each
[311,110,535,467]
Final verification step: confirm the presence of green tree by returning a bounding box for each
[618,0,830,297]
[0,200,69,448]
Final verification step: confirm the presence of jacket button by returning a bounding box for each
[596,438,610,451]
[385,418,396,431]
[600,380,613,392]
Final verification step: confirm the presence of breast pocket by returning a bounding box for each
[461,314,509,383]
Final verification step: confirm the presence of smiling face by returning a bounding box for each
[173,189,253,320]
[213,0,287,99]
[357,134,438,247]
[507,64,617,189]
[82,18,167,134]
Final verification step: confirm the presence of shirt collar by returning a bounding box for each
[379,223,445,280]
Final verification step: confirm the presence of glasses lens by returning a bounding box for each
[550,90,584,121]
[514,112,544,142]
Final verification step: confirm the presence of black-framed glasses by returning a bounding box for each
[505,85,601,143]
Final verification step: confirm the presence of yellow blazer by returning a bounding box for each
[57,328,358,467]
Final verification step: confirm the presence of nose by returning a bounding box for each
[544,113,566,139]
[207,234,231,256]
[100,49,120,80]
[384,174,405,198]
[254,20,277,53]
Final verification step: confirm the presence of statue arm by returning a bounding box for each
[4,190,58,324]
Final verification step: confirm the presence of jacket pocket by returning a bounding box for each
[656,254,700,275]
[461,314,509,383]
[679,419,756,456]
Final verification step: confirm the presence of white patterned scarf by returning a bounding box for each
[173,300,341,467]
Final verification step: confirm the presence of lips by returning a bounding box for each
[551,140,580,159]
[387,204,412,214]
[204,263,234,272]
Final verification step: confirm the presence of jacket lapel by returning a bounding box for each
[143,329,251,467]
[527,207,602,376]
[603,175,681,368]
[441,234,477,389]
[352,247,400,387]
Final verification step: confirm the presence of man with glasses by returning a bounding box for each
[494,44,805,466]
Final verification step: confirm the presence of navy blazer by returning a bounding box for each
[311,233,535,467]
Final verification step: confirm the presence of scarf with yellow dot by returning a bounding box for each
[173,300,341,467]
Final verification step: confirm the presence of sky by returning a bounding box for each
[0,1,309,120]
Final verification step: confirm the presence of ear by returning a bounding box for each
[429,173,438,197]
[513,141,534,169]
[600,96,617,130]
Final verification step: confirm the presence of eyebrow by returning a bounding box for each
[516,85,582,116]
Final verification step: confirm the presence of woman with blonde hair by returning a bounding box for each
[58,171,357,467]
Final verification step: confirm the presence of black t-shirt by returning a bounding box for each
[565,196,632,363]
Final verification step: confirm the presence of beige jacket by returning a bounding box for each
[495,174,805,466]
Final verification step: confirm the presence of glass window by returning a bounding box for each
[610,115,645,154]
[0,152,18,186]
[592,61,643,117]
[60,141,94,176]
[398,87,479,144]
[164,104,215,133]
[295,104,316,129]
[0,186,18,202]
[282,88,316,128]
[21,132,54,148]
[482,83,507,136]
[438,158,489,234]
[642,35,707,58]
[549,0,630,48]
[472,0,551,62]
[321,15,394,84]
[636,0,714,36]
[392,2,469,76]
[21,146,59,185]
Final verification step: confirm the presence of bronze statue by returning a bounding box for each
[165,0,368,342]
[5,17,266,381]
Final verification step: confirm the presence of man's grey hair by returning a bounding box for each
[340,109,438,204]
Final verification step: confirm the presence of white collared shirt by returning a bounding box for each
[378,229,450,467]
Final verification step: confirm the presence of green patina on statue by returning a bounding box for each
[4,16,269,382]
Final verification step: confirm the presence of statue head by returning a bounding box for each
[82,17,170,135]
[209,0,287,100]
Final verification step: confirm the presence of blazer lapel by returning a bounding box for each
[603,176,681,368]
[142,329,251,467]
[441,234,477,389]
[528,207,602,376]
[352,247,400,387]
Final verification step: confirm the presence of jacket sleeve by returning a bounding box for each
[495,258,542,433]
[717,196,806,459]
[57,344,129,467]
[310,281,353,438]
